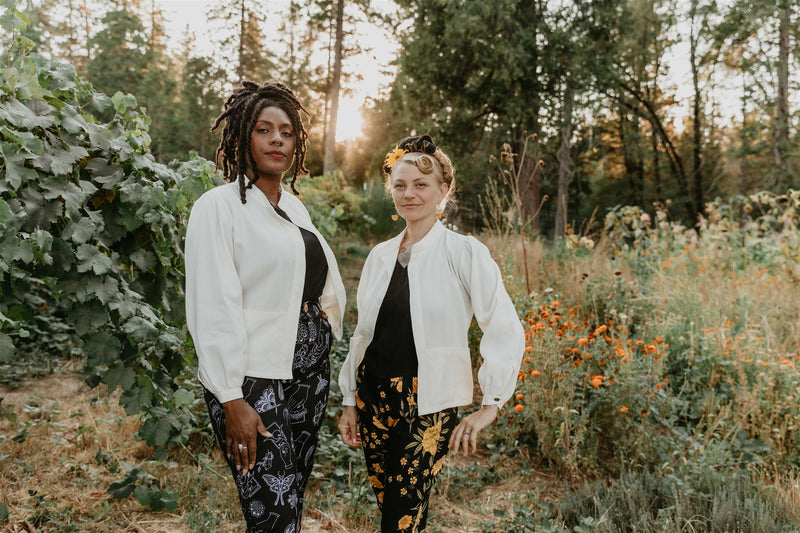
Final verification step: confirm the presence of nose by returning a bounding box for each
[270,131,283,145]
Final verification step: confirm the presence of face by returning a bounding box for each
[248,106,296,180]
[390,161,449,225]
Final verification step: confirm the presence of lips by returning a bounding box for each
[266,151,285,159]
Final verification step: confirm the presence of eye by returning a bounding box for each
[256,127,270,134]
[282,130,294,137]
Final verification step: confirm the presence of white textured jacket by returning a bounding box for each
[185,182,346,403]
[338,221,525,415]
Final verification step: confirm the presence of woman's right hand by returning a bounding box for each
[338,406,361,447]
[222,398,271,475]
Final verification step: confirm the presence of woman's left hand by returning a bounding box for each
[449,404,499,456]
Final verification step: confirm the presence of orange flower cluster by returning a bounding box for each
[514,299,671,415]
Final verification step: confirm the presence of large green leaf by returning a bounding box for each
[75,243,113,274]
[0,99,57,129]
[0,333,15,362]
[120,377,154,414]
[84,331,121,368]
[63,216,99,244]
[0,142,39,191]
[0,198,11,222]
[103,364,136,391]
[0,126,44,154]
[85,276,119,305]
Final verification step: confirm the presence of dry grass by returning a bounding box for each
[0,365,563,532]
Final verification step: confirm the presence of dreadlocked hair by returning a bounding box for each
[211,80,309,204]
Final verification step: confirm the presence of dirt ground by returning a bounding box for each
[0,368,559,533]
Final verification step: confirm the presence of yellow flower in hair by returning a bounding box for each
[384,145,409,172]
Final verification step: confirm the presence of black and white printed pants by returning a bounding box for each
[205,301,332,533]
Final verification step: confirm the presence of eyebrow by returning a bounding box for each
[254,119,293,129]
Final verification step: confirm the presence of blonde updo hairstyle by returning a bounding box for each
[382,135,456,214]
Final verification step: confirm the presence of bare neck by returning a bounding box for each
[252,175,283,205]
[402,216,437,247]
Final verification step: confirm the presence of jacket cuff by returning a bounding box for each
[482,394,506,410]
[215,387,244,404]
[341,390,357,407]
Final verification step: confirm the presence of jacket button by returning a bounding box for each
[493,397,500,402]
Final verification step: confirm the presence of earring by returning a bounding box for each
[391,214,399,221]
[436,212,443,219]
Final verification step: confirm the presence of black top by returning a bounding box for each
[362,260,418,379]
[272,203,328,303]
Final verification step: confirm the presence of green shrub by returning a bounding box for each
[558,467,797,532]
[0,20,217,450]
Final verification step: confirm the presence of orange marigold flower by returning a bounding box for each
[551,301,560,307]
[530,370,540,377]
[578,338,589,345]
[557,373,564,380]
[590,375,604,388]
[594,324,608,335]
[655,336,663,343]
[514,404,524,412]
[525,346,533,352]
[620,406,629,413]
[523,356,532,363]
[515,393,524,400]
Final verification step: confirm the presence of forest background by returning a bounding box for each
[1,0,800,531]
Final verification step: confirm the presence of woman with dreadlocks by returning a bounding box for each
[336,135,525,532]
[185,80,346,532]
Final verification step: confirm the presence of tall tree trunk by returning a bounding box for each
[518,110,541,228]
[740,70,748,195]
[690,2,704,217]
[554,87,573,238]
[518,154,541,229]
[773,0,790,187]
[237,0,245,84]
[619,107,641,203]
[323,0,344,174]
[651,129,662,200]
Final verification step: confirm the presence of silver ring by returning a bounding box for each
[238,443,246,451]
[463,431,470,436]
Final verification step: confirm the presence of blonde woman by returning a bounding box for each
[337,135,524,532]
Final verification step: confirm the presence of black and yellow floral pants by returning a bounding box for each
[356,364,458,532]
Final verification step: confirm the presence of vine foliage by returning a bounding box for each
[0,1,217,450]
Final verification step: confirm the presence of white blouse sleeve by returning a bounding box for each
[461,237,525,409]
[185,193,248,403]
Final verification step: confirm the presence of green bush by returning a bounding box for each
[496,191,800,478]
[0,18,217,450]
[558,467,796,532]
